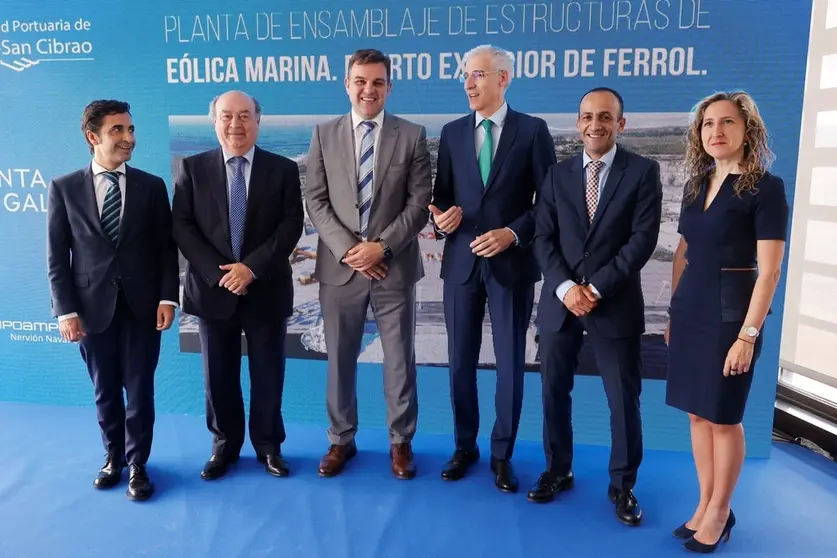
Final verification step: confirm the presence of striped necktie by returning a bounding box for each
[357,121,376,239]
[100,171,122,244]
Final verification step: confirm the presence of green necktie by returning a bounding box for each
[478,118,493,185]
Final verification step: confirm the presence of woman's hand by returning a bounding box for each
[664,319,670,346]
[723,339,755,376]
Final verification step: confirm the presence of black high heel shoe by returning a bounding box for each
[672,523,697,539]
[683,510,736,553]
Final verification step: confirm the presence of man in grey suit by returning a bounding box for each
[305,48,432,479]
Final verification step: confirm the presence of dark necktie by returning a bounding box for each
[228,156,247,261]
[100,171,122,244]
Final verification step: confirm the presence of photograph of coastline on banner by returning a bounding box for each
[170,111,687,376]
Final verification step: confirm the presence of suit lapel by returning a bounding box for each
[246,147,267,225]
[373,112,399,197]
[209,148,232,255]
[462,113,481,187]
[339,114,357,196]
[81,165,105,239]
[117,166,137,247]
[484,108,518,192]
[569,155,589,233]
[587,147,627,239]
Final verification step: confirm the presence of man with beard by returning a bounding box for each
[46,99,179,500]
[305,49,432,479]
[529,87,662,526]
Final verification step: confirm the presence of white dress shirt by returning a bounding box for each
[222,145,255,195]
[351,109,385,184]
[554,144,618,303]
[474,101,508,160]
[474,102,519,245]
[58,160,178,322]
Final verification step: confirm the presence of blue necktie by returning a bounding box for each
[357,121,376,239]
[100,171,121,244]
[228,156,247,261]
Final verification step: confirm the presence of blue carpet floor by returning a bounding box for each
[0,402,835,558]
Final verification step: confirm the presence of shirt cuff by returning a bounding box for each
[554,280,577,302]
[505,227,519,246]
[159,300,179,308]
[57,312,79,322]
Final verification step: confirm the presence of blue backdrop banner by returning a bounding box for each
[0,0,812,457]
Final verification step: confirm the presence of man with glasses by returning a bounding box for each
[430,44,556,493]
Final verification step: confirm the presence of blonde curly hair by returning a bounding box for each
[683,91,774,204]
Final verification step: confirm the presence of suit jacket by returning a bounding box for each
[46,164,179,334]
[305,111,432,288]
[533,146,662,337]
[430,106,556,286]
[171,146,304,321]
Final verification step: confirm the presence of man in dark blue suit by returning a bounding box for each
[46,100,179,501]
[528,88,662,525]
[172,90,303,481]
[430,45,556,493]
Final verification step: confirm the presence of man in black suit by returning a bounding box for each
[430,44,556,493]
[529,88,662,526]
[172,90,303,480]
[46,99,179,501]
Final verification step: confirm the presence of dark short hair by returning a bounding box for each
[578,87,625,118]
[81,100,131,154]
[346,49,392,82]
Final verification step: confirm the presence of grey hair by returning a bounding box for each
[208,90,262,121]
[463,44,514,86]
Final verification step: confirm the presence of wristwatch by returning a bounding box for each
[377,238,393,261]
[740,326,759,339]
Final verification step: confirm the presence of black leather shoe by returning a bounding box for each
[608,485,643,526]
[201,454,239,480]
[441,448,480,481]
[490,457,519,493]
[93,454,125,489]
[126,464,154,501]
[526,470,574,503]
[260,454,290,477]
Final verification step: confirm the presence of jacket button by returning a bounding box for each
[583,252,590,258]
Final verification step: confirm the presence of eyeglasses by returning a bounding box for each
[459,70,503,83]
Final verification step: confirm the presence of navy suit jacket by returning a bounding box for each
[533,146,662,338]
[46,164,179,334]
[171,146,304,322]
[431,107,556,286]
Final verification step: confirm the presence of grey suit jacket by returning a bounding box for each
[304,111,432,288]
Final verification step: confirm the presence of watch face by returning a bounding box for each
[744,326,759,337]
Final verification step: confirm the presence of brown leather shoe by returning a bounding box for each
[390,442,416,480]
[318,441,357,477]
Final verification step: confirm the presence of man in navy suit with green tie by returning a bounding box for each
[430,45,556,493]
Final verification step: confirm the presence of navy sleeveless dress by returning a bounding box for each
[665,172,789,425]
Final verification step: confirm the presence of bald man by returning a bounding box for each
[172,90,304,481]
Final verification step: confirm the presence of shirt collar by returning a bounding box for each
[475,102,509,128]
[222,146,256,165]
[583,143,617,169]
[91,160,127,176]
[351,109,385,130]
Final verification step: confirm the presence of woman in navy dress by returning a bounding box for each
[665,91,789,553]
